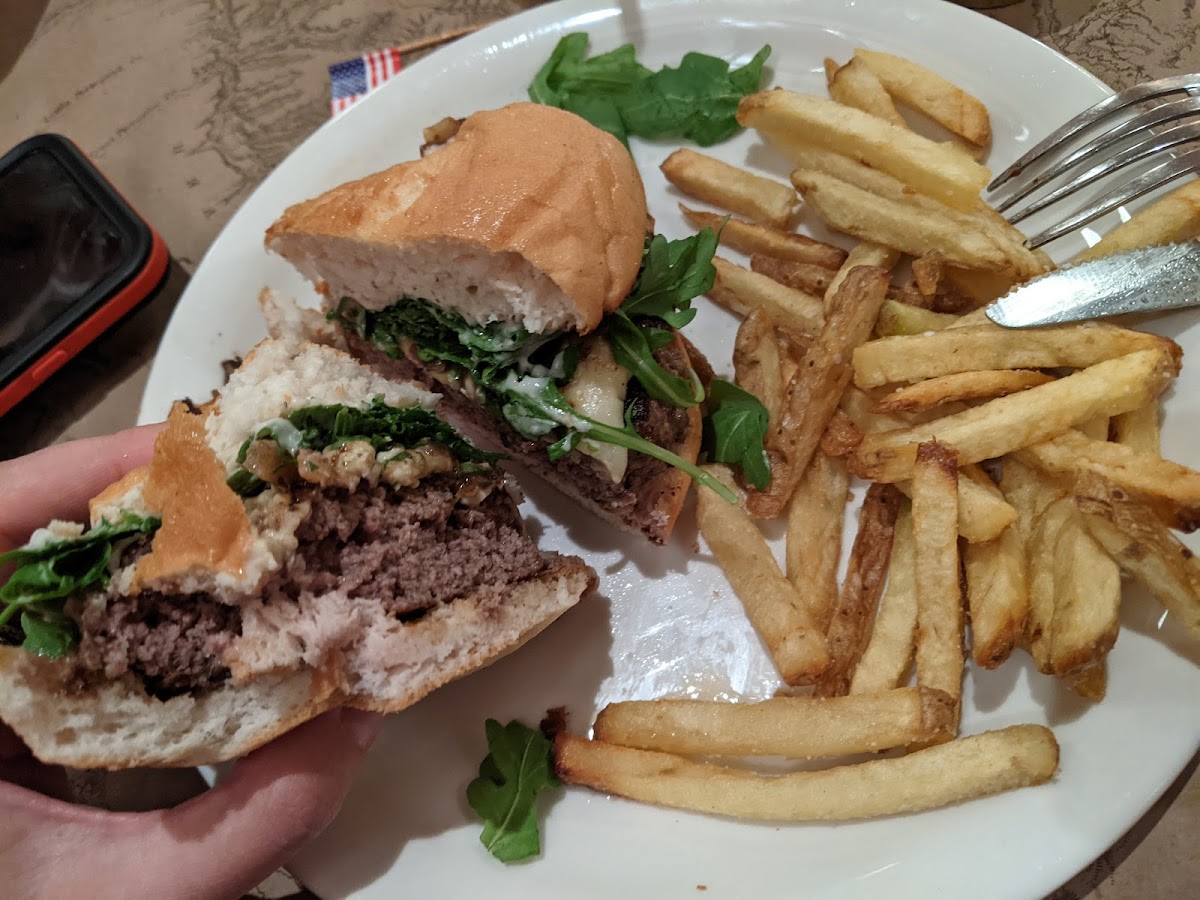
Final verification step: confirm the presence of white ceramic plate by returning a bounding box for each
[141,2,1200,897]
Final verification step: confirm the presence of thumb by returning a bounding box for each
[9,708,384,900]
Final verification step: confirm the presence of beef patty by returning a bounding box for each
[67,475,549,698]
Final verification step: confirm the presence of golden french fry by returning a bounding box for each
[1066,663,1107,702]
[1016,430,1200,532]
[819,410,864,458]
[793,169,1007,269]
[852,324,1173,389]
[814,483,903,697]
[825,56,908,127]
[1025,496,1075,671]
[912,442,964,733]
[911,251,981,313]
[841,391,1016,543]
[850,349,1179,483]
[850,503,918,694]
[944,266,1021,307]
[1074,179,1200,262]
[824,243,900,314]
[554,725,1060,822]
[875,299,959,337]
[738,90,991,209]
[876,370,1055,414]
[594,686,955,758]
[965,516,1028,669]
[751,253,836,296]
[1112,403,1161,455]
[854,48,991,146]
[709,257,824,335]
[697,467,829,685]
[786,451,849,633]
[1048,504,1120,678]
[733,309,786,426]
[1075,475,1200,640]
[748,266,891,517]
[681,205,849,269]
[661,149,797,228]
[1077,415,1110,443]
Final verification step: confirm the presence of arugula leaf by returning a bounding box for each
[467,719,559,862]
[0,512,162,658]
[604,228,718,407]
[529,34,770,146]
[703,379,772,490]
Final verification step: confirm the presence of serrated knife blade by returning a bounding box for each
[985,241,1200,328]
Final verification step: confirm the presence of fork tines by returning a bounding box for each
[986,73,1200,247]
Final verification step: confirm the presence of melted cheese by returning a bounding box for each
[563,337,629,483]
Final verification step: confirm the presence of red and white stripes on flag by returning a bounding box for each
[329,48,403,117]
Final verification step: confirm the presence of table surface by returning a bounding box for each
[2,1,1198,897]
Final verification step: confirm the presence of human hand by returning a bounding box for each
[0,427,383,900]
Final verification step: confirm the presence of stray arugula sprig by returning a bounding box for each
[703,379,771,490]
[605,229,718,408]
[530,33,771,146]
[226,397,500,496]
[0,512,161,658]
[467,719,560,862]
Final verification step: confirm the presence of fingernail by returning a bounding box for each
[340,708,386,751]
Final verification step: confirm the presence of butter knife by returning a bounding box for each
[985,241,1200,328]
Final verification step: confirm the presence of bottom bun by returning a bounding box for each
[0,562,595,769]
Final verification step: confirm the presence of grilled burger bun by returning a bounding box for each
[0,339,595,768]
[267,102,707,544]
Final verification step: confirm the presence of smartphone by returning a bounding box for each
[0,135,169,417]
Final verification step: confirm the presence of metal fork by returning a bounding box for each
[986,73,1200,248]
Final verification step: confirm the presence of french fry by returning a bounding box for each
[1016,430,1200,532]
[710,257,824,334]
[748,266,891,517]
[1074,179,1200,263]
[964,514,1028,668]
[662,149,798,228]
[1066,663,1107,702]
[819,409,864,458]
[875,370,1055,414]
[1077,415,1110,443]
[944,266,1021,308]
[793,169,1007,269]
[751,253,836,296]
[912,442,964,733]
[853,48,991,146]
[1075,475,1200,639]
[852,324,1172,389]
[733,310,786,426]
[594,686,955,758]
[911,251,981,313]
[681,205,849,269]
[1023,497,1076,672]
[850,503,918,694]
[1048,504,1120,678]
[841,390,1016,543]
[814,483,903,697]
[738,90,991,209]
[786,451,850,632]
[850,348,1179,483]
[554,725,1060,822]
[697,467,829,685]
[824,56,907,127]
[875,299,959,337]
[824,243,900,314]
[1112,403,1161,455]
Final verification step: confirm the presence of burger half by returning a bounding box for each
[0,339,595,767]
[266,102,739,545]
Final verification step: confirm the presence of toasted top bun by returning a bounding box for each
[265,102,648,335]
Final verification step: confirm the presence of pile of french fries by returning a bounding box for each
[555,49,1200,822]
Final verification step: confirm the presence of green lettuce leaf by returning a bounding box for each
[702,379,772,490]
[467,719,560,863]
[529,34,770,146]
